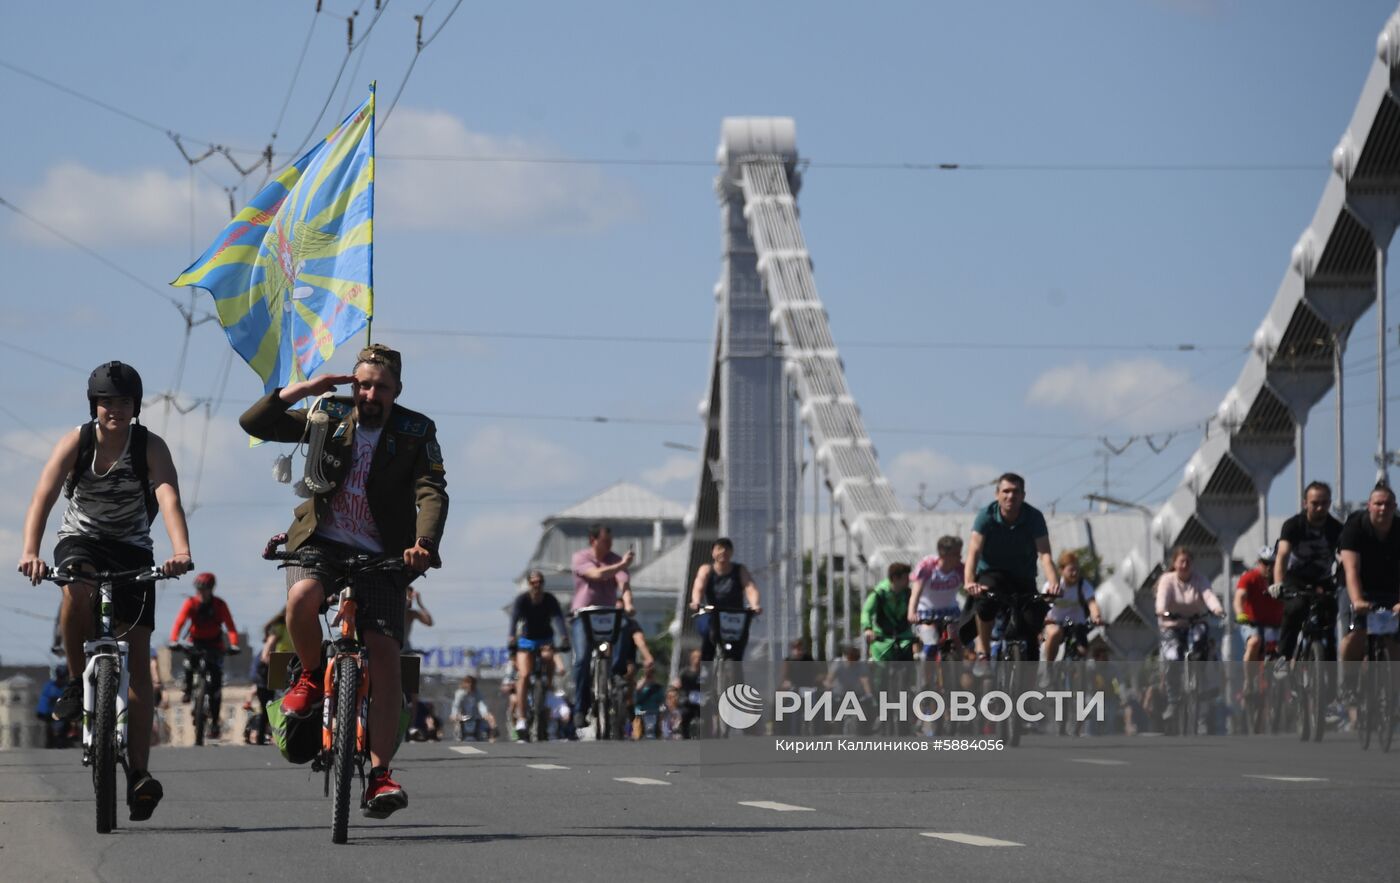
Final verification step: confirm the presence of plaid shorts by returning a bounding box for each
[283,537,411,646]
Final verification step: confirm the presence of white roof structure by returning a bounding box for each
[552,482,687,523]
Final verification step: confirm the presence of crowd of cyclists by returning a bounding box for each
[13,352,1400,828]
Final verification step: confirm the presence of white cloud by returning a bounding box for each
[640,454,697,488]
[459,425,586,491]
[887,448,998,504]
[1026,358,1218,433]
[12,162,228,246]
[377,108,640,233]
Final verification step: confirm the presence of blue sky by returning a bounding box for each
[2,0,1398,663]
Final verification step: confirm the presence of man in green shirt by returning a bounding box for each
[862,562,915,662]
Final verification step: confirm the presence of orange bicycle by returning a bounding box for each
[263,535,410,844]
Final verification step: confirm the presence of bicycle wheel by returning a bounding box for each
[1005,645,1022,748]
[93,656,118,834]
[610,679,627,741]
[1181,660,1198,738]
[330,655,358,845]
[591,657,610,740]
[713,657,730,739]
[1359,658,1374,751]
[1068,664,1086,737]
[192,677,207,747]
[1378,648,1394,753]
[532,675,549,743]
[1308,642,1326,743]
[1268,671,1288,735]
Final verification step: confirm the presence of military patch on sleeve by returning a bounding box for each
[427,439,444,472]
[321,399,353,419]
[391,413,428,436]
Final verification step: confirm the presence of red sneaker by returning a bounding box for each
[363,768,408,819]
[280,670,325,718]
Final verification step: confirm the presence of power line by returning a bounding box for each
[0,194,197,312]
[0,57,265,156]
[378,0,464,133]
[376,154,1326,173]
[378,325,1238,353]
[0,339,87,374]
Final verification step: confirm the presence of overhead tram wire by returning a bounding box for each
[378,0,464,132]
[378,325,1239,353]
[269,4,322,154]
[0,57,1333,176]
[0,339,86,374]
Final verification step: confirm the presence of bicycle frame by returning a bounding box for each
[81,579,130,759]
[321,589,370,758]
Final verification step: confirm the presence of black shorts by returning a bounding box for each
[973,570,1039,622]
[52,535,157,630]
[282,536,411,646]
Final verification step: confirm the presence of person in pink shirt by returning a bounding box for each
[1155,546,1224,722]
[568,524,634,728]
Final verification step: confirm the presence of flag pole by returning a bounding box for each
[367,80,377,347]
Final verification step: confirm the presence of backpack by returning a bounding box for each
[64,422,158,523]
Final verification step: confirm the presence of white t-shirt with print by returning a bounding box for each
[316,425,384,553]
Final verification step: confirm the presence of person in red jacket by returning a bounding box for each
[168,572,240,736]
[1235,546,1284,662]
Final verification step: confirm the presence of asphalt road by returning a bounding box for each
[2,733,1397,882]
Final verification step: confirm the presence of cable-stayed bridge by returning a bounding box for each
[674,5,1400,666]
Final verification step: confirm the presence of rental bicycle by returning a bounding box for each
[40,567,179,834]
[573,605,622,740]
[263,536,411,845]
[1052,618,1095,737]
[699,605,756,738]
[1357,607,1397,753]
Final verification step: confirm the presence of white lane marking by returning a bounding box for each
[739,800,815,812]
[450,746,486,756]
[527,763,570,770]
[1243,775,1327,783]
[615,777,671,786]
[1071,758,1128,766]
[921,833,1024,847]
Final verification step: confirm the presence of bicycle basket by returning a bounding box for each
[581,609,620,647]
[1367,609,1399,636]
[716,610,750,644]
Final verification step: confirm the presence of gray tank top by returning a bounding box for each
[57,425,152,550]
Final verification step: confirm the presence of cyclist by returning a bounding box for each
[964,473,1061,669]
[1235,547,1282,663]
[239,344,447,819]
[610,614,656,735]
[1042,550,1101,662]
[862,562,916,661]
[1338,482,1400,698]
[508,569,569,737]
[1273,481,1343,673]
[402,588,434,653]
[1154,546,1223,712]
[450,674,495,741]
[16,361,194,821]
[569,524,634,729]
[688,537,762,661]
[908,536,965,660]
[168,571,241,737]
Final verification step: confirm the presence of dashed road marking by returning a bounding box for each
[1243,775,1327,783]
[615,777,671,786]
[739,800,815,812]
[1071,758,1128,766]
[450,746,486,756]
[527,763,570,770]
[921,833,1023,847]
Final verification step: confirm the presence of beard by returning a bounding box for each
[357,402,385,428]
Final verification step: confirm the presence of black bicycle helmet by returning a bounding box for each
[87,361,143,418]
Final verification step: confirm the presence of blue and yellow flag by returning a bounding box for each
[173,90,374,392]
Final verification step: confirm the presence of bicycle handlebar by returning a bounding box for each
[261,533,409,575]
[41,567,179,586]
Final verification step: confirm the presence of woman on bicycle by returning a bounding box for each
[908,536,965,660]
[509,569,568,738]
[1155,546,1223,660]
